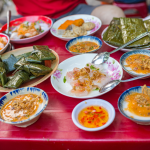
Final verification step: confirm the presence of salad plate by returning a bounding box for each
[51,53,123,99]
[50,14,102,41]
[0,16,53,44]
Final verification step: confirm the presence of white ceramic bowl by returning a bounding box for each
[118,86,150,125]
[0,87,49,127]
[65,35,102,55]
[51,53,123,99]
[50,14,102,41]
[0,33,10,54]
[72,99,115,131]
[120,49,150,78]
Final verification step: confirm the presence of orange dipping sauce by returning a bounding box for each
[78,106,109,128]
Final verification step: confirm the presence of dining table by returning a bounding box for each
[1,25,150,150]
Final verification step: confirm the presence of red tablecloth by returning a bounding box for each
[1,25,150,150]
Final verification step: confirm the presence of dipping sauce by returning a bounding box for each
[69,41,99,53]
[1,93,43,122]
[125,54,150,74]
[125,85,150,117]
[78,105,109,128]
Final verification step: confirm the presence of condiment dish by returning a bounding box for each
[0,33,10,54]
[0,87,49,127]
[72,99,115,131]
[118,86,150,125]
[120,49,150,78]
[65,35,102,55]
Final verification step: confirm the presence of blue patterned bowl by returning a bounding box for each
[0,87,48,127]
[65,36,102,55]
[120,49,150,78]
[118,86,150,125]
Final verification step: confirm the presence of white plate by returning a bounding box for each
[51,54,123,99]
[101,27,150,52]
[0,16,53,44]
[50,14,102,41]
[72,99,115,131]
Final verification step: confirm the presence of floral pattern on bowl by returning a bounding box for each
[51,54,123,99]
[50,14,102,41]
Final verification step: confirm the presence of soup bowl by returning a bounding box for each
[120,49,150,78]
[118,86,150,125]
[65,36,102,55]
[0,87,49,127]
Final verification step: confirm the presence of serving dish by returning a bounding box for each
[118,86,150,125]
[50,14,102,41]
[0,33,10,54]
[0,16,53,44]
[72,99,115,131]
[120,49,150,78]
[0,87,48,127]
[51,53,123,99]
[0,46,59,92]
[65,35,102,55]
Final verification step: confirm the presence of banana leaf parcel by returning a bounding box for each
[33,45,56,61]
[2,54,18,72]
[120,17,150,47]
[0,62,7,86]
[14,57,52,77]
[103,18,124,47]
[4,70,29,89]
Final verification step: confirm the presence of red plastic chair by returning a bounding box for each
[113,1,148,18]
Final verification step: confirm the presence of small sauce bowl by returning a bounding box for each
[72,99,115,131]
[66,36,102,55]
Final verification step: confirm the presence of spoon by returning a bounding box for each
[4,10,14,50]
[92,32,150,65]
[5,10,11,36]
[99,73,150,93]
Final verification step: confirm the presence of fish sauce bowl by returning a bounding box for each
[66,36,102,55]
[0,87,49,127]
[72,99,115,131]
[118,86,150,125]
[120,49,150,78]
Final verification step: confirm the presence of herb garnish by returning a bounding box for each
[63,76,66,83]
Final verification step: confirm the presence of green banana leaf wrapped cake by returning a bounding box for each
[4,70,29,89]
[14,57,52,77]
[33,45,56,61]
[103,18,124,47]
[120,17,150,47]
[103,17,150,48]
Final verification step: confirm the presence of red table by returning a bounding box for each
[1,25,150,150]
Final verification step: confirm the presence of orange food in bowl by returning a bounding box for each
[78,105,109,128]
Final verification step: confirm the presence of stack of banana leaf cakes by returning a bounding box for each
[103,17,150,48]
[0,45,56,89]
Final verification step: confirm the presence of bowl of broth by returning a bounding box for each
[66,36,102,55]
[0,87,48,127]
